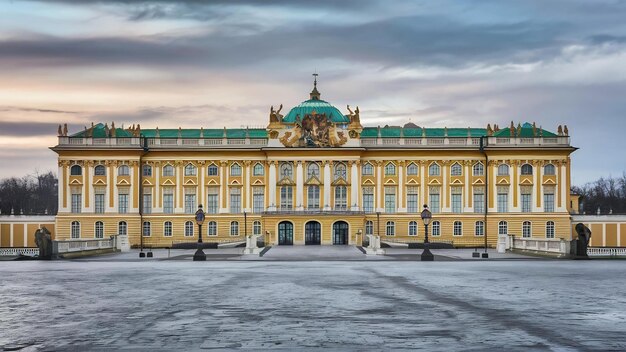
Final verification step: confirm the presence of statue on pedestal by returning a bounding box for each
[575,223,592,258]
[34,227,53,260]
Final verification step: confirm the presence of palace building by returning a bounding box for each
[50,80,577,248]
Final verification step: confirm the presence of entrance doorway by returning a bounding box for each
[333,221,349,245]
[305,221,321,245]
[278,221,293,245]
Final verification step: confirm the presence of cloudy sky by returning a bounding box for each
[1,0,625,185]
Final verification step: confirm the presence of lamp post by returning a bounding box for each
[420,204,434,261]
[193,204,206,261]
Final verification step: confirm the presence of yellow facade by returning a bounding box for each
[50,85,578,248]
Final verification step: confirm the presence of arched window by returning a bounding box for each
[164,221,172,237]
[162,164,174,177]
[280,162,292,179]
[451,163,462,176]
[118,221,127,236]
[406,163,419,175]
[253,221,262,235]
[475,221,484,236]
[142,164,152,177]
[184,221,194,236]
[207,163,218,176]
[253,163,264,176]
[94,165,106,176]
[498,221,508,235]
[230,221,239,236]
[544,164,556,176]
[521,164,533,176]
[365,220,374,235]
[522,221,532,238]
[70,165,82,176]
[94,221,104,239]
[497,164,509,176]
[184,163,197,176]
[207,221,217,236]
[408,221,418,236]
[230,163,242,176]
[334,163,347,180]
[429,163,440,176]
[71,221,80,238]
[118,165,130,176]
[307,163,320,179]
[432,221,441,236]
[453,221,463,236]
[546,221,555,238]
[384,162,396,176]
[385,221,395,236]
[362,162,374,176]
[142,221,151,237]
[473,162,484,176]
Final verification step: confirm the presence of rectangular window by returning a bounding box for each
[71,193,82,213]
[407,187,418,213]
[334,186,347,210]
[143,193,152,214]
[230,188,241,213]
[384,186,396,213]
[497,186,508,213]
[163,189,174,214]
[253,187,265,213]
[142,222,151,237]
[280,186,292,210]
[475,221,484,236]
[362,187,374,213]
[307,185,320,209]
[544,194,555,212]
[451,187,462,213]
[429,186,440,213]
[473,187,484,214]
[207,187,219,214]
[95,193,105,214]
[118,194,128,214]
[521,194,532,213]
[184,193,196,214]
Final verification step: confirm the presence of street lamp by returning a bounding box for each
[420,204,434,261]
[193,204,206,261]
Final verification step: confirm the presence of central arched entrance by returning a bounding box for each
[278,221,293,245]
[305,221,321,245]
[333,221,349,245]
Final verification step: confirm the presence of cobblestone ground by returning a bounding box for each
[1,260,625,351]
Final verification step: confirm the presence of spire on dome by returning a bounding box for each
[310,72,320,100]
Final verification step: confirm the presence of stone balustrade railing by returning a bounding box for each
[0,247,40,256]
[58,137,269,148]
[587,247,626,256]
[53,238,114,254]
[509,236,569,254]
[360,136,569,147]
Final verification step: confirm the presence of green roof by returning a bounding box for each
[70,123,132,138]
[361,127,488,138]
[283,99,349,124]
[493,123,556,138]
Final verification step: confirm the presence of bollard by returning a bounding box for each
[147,251,153,258]
[139,252,146,258]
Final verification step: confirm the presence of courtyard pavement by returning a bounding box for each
[71,246,541,262]
[1,260,625,351]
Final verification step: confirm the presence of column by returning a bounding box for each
[559,162,567,212]
[112,162,119,213]
[535,161,543,211]
[420,161,426,207]
[350,161,359,211]
[296,161,304,210]
[442,162,448,212]
[155,163,161,212]
[268,161,277,211]
[58,162,66,212]
[397,161,405,212]
[245,161,252,212]
[323,161,331,211]
[489,161,497,212]
[84,162,92,212]
[220,161,228,213]
[512,161,520,212]
[376,161,383,212]
[175,162,183,214]
[199,162,205,209]
[464,161,471,212]
[130,162,137,212]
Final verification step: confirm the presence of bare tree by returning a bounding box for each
[0,171,58,215]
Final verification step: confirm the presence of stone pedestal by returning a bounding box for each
[116,235,130,252]
[497,234,509,253]
[243,234,263,255]
[365,234,385,255]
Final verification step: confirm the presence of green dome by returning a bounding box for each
[283,99,349,124]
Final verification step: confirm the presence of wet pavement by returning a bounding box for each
[1,260,625,351]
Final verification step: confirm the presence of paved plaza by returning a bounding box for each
[1,259,625,351]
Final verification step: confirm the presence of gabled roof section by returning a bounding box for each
[493,122,557,138]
